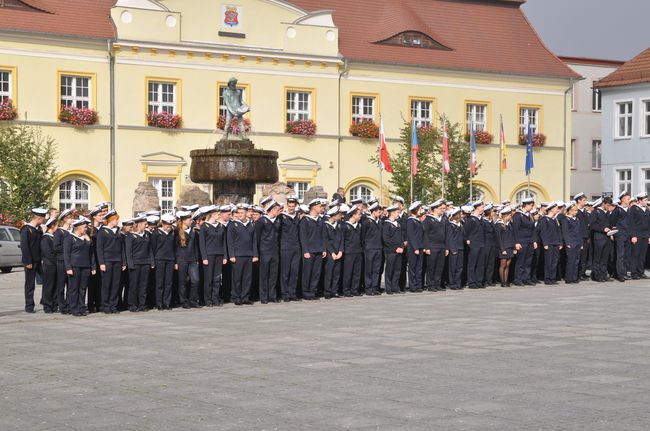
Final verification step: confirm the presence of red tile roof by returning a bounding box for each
[290,0,579,79]
[0,0,115,39]
[594,48,650,89]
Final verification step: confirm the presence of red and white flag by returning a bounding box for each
[442,117,450,174]
[379,117,392,173]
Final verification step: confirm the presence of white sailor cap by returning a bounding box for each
[218,205,231,212]
[237,203,251,210]
[449,207,461,217]
[484,203,494,212]
[346,205,359,215]
[72,216,90,227]
[31,207,48,217]
[618,190,630,199]
[500,206,513,215]
[521,197,535,205]
[328,199,340,208]
[191,210,204,221]
[573,192,586,201]
[102,209,118,220]
[472,200,484,208]
[547,202,558,211]
[43,217,57,228]
[613,198,620,205]
[339,203,350,213]
[252,206,265,214]
[121,218,135,226]
[176,210,192,220]
[386,204,399,213]
[556,201,566,208]
[445,201,453,206]
[350,198,364,205]
[368,202,381,212]
[319,198,329,205]
[88,207,102,217]
[461,205,473,214]
[408,201,422,212]
[592,197,603,208]
[308,199,321,207]
[132,215,147,223]
[58,208,74,220]
[267,200,281,211]
[146,215,160,224]
[298,204,310,214]
[145,210,160,217]
[326,206,339,216]
[566,201,576,210]
[501,200,512,205]
[430,199,444,209]
[260,196,273,207]
[161,214,176,224]
[635,192,648,200]
[95,201,111,209]
[286,196,299,204]
[181,204,199,212]
[392,196,405,204]
[200,205,217,215]
[540,202,549,208]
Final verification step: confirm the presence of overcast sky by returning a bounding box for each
[522,0,650,62]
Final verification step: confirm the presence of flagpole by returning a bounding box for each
[498,114,503,202]
[441,114,446,200]
[410,119,414,203]
[378,114,383,206]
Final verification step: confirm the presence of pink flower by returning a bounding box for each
[59,105,98,126]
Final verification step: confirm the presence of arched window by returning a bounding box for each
[349,185,373,203]
[514,189,538,205]
[59,179,90,210]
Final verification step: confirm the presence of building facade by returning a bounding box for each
[562,57,624,200]
[0,0,578,214]
[595,48,650,197]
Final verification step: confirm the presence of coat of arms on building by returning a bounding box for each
[222,5,242,29]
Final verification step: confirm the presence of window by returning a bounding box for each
[286,181,310,201]
[411,99,433,127]
[514,189,538,205]
[351,95,376,124]
[519,107,539,135]
[571,81,577,111]
[60,75,91,109]
[615,101,633,138]
[58,180,90,211]
[570,139,576,170]
[0,229,9,242]
[642,99,650,137]
[286,90,312,122]
[591,139,602,170]
[380,31,450,50]
[615,169,632,195]
[644,169,650,196]
[466,103,487,132]
[592,83,601,112]
[218,83,247,118]
[349,185,373,203]
[148,80,178,115]
[150,177,176,214]
[0,70,12,102]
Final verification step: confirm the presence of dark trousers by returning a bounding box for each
[383,252,401,293]
[259,254,279,302]
[41,263,57,312]
[363,249,382,293]
[425,248,446,290]
[467,245,485,287]
[407,248,423,291]
[324,255,342,297]
[342,253,362,295]
[565,245,581,283]
[483,245,496,285]
[301,253,322,298]
[632,238,649,277]
[579,238,590,277]
[280,249,300,299]
[128,265,150,310]
[67,267,90,315]
[448,250,463,289]
[101,261,122,312]
[87,271,101,312]
[543,246,560,283]
[591,236,611,281]
[178,261,199,306]
[23,264,39,312]
[155,260,174,308]
[231,256,252,302]
[514,242,534,283]
[55,261,68,312]
[399,251,408,290]
[614,233,631,278]
[203,255,223,305]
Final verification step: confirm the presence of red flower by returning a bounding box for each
[147,111,182,129]
[286,119,316,136]
[518,133,546,147]
[217,115,251,134]
[59,105,98,126]
[0,99,18,121]
[350,119,379,139]
[464,130,494,145]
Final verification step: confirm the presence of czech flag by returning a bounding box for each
[470,123,477,177]
[443,118,450,174]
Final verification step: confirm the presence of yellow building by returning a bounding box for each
[0,0,579,214]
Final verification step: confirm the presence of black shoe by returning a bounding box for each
[261,300,268,304]
[386,291,394,295]
[283,298,292,303]
[524,281,536,286]
[242,300,253,305]
[513,282,524,286]
[182,304,190,309]
[324,295,332,299]
[616,277,626,282]
[343,293,353,297]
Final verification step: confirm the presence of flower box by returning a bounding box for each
[0,99,18,121]
[59,105,98,126]
[217,115,251,135]
[518,133,546,147]
[350,119,379,139]
[147,111,182,129]
[464,130,494,145]
[286,119,316,136]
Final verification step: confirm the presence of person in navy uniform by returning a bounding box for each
[342,205,363,297]
[151,214,176,310]
[96,209,125,314]
[118,218,134,311]
[279,197,301,302]
[361,202,383,295]
[610,191,632,281]
[406,202,424,292]
[573,193,591,280]
[464,201,486,289]
[390,196,408,292]
[199,205,228,307]
[423,199,447,292]
[299,199,325,300]
[629,192,650,279]
[561,202,583,284]
[589,198,612,282]
[256,200,282,303]
[53,208,74,314]
[495,206,516,287]
[512,197,537,286]
[382,204,404,294]
[64,217,96,316]
[227,204,258,305]
[40,217,58,313]
[322,205,344,299]
[445,207,464,290]
[483,204,497,287]
[175,210,201,309]
[20,207,47,313]
[539,202,563,285]
[125,216,154,312]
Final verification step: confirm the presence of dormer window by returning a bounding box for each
[378,31,451,50]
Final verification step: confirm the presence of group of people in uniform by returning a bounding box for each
[18,189,650,315]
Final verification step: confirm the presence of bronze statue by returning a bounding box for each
[223,77,250,138]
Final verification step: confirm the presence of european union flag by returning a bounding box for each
[525,123,534,176]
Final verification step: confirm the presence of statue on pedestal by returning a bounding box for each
[223,77,250,139]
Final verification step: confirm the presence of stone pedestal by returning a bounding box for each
[177,186,211,208]
[303,185,328,203]
[132,182,160,217]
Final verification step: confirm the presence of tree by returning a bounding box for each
[0,125,58,222]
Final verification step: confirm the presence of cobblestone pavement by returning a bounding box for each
[1,269,650,430]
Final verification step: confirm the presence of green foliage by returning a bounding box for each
[0,125,58,221]
[371,118,476,205]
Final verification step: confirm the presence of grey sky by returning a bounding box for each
[522,0,650,62]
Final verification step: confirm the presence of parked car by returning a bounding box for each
[0,225,22,273]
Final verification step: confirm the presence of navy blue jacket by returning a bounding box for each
[483,219,496,247]
[539,216,562,246]
[323,222,343,254]
[628,205,650,238]
[512,211,536,244]
[53,228,69,263]
[199,222,228,258]
[406,217,424,250]
[175,228,199,263]
[445,222,464,252]
[561,216,582,248]
[96,226,124,265]
[423,216,446,250]
[343,221,363,254]
[590,208,611,239]
[361,217,382,250]
[279,213,301,252]
[20,224,42,266]
[255,216,281,256]
[151,229,176,262]
[125,232,154,267]
[299,216,324,254]
[63,234,95,270]
[609,206,629,234]
[495,221,515,252]
[40,233,57,266]
[464,216,485,247]
[227,220,258,257]
[382,220,403,254]
[576,208,590,239]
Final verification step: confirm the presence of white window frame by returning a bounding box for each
[614,100,633,139]
[60,75,91,109]
[591,139,602,170]
[641,98,650,138]
[286,181,310,201]
[613,167,632,196]
[571,81,577,111]
[58,179,90,210]
[150,177,176,215]
[514,189,538,205]
[592,83,601,112]
[641,166,650,197]
[349,185,373,203]
[519,107,539,135]
[466,103,487,132]
[148,81,177,115]
[570,138,576,170]
[351,96,376,123]
[411,99,433,127]
[0,70,12,102]
[286,90,312,122]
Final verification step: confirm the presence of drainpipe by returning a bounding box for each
[563,78,573,201]
[108,40,116,204]
[337,59,349,188]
